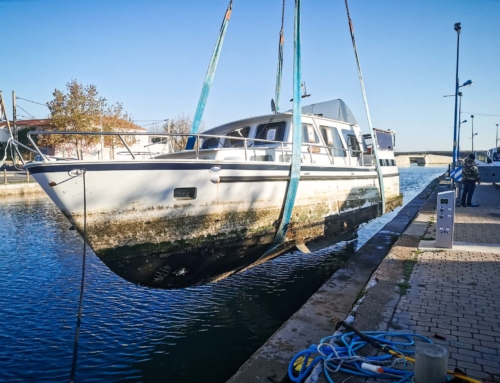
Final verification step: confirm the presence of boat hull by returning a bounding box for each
[26,160,401,288]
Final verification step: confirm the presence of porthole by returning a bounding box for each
[174,188,197,200]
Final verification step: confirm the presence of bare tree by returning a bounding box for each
[162,114,203,152]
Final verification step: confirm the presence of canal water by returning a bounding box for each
[0,165,445,382]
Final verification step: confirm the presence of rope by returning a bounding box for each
[288,331,433,383]
[69,169,87,383]
[0,137,14,169]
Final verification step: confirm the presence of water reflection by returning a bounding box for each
[0,166,446,382]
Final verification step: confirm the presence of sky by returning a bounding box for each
[1,0,499,152]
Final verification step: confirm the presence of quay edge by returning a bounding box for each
[226,174,444,383]
[0,182,43,197]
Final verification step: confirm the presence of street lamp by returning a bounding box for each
[98,97,107,160]
[458,118,467,158]
[451,22,461,175]
[444,83,472,161]
[471,114,475,153]
[496,124,499,148]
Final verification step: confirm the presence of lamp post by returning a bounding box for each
[452,22,461,175]
[496,124,499,148]
[99,97,107,160]
[458,118,467,159]
[471,115,475,153]
[445,79,472,165]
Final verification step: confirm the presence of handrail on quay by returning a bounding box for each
[22,130,369,166]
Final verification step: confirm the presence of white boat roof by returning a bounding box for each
[204,99,358,135]
[291,99,358,125]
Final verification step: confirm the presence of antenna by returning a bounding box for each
[271,99,277,114]
[289,81,311,101]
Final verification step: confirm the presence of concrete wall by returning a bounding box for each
[0,183,43,197]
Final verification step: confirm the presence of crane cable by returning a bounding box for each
[186,0,233,150]
[274,0,286,112]
[344,0,386,214]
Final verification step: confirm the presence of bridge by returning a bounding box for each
[395,153,452,166]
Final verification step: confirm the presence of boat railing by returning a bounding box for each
[23,130,368,167]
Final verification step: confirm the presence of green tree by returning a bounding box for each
[42,80,136,160]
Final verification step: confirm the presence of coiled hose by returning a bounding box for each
[288,331,433,383]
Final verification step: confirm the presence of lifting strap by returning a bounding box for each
[186,0,233,150]
[274,0,286,113]
[344,0,386,213]
[262,0,302,257]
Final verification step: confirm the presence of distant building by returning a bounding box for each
[0,119,159,160]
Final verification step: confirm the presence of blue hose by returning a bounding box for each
[288,331,433,383]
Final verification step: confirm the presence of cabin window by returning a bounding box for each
[320,126,346,157]
[302,124,319,143]
[174,187,197,200]
[254,121,286,145]
[202,137,222,149]
[250,155,273,162]
[224,127,250,147]
[375,131,394,151]
[342,129,361,157]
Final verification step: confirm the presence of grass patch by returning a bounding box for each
[420,236,435,240]
[397,257,418,295]
[354,288,367,305]
[412,249,423,255]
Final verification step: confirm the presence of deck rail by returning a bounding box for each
[22,130,370,166]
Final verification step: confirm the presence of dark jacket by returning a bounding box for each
[462,157,480,182]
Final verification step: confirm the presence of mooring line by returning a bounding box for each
[69,169,87,383]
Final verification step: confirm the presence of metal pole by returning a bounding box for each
[12,91,18,167]
[3,169,7,184]
[496,124,498,150]
[452,22,461,175]
[471,115,474,153]
[457,92,462,160]
[100,101,104,160]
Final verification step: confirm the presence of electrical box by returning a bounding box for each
[435,190,455,248]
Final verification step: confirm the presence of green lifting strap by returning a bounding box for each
[186,0,232,150]
[262,0,302,257]
[344,0,386,213]
[274,0,285,113]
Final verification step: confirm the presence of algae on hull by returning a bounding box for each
[67,191,403,289]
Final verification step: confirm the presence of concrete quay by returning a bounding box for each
[227,176,444,383]
[336,183,500,383]
[0,182,42,196]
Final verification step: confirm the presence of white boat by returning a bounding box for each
[475,148,500,166]
[23,100,401,288]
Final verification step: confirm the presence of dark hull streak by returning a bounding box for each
[99,204,380,289]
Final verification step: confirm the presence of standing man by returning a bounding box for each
[461,153,480,207]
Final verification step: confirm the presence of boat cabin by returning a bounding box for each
[157,100,396,168]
